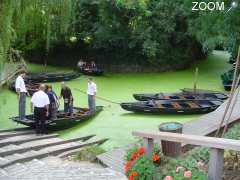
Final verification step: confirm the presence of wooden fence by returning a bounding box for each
[132,130,240,180]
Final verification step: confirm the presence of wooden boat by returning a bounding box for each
[26,71,81,82]
[10,106,103,130]
[181,88,224,94]
[133,92,228,101]
[9,80,39,96]
[78,68,104,76]
[120,99,223,114]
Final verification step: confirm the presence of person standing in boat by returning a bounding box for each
[91,61,97,69]
[46,85,58,119]
[31,84,50,135]
[77,59,84,70]
[15,70,29,120]
[87,78,97,112]
[59,82,73,117]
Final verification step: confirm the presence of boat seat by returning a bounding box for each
[198,103,210,108]
[209,100,223,106]
[186,102,199,108]
[179,96,186,99]
[154,102,164,108]
[164,96,170,99]
[184,95,195,99]
[169,96,180,99]
[171,102,182,109]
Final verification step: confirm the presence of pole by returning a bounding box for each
[193,67,199,94]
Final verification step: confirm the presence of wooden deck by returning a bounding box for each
[97,89,240,173]
[183,90,240,136]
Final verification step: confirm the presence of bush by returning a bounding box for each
[72,145,105,162]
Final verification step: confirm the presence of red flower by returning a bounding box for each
[184,170,192,178]
[152,153,160,161]
[164,176,173,180]
[124,160,132,173]
[128,175,133,180]
[131,151,139,160]
[128,171,138,180]
[138,147,145,154]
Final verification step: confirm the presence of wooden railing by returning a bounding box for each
[132,131,240,180]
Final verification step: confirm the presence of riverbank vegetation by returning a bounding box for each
[0,0,239,71]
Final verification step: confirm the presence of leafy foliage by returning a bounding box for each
[1,0,239,68]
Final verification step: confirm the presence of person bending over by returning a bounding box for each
[59,82,73,117]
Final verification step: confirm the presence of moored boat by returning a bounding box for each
[11,106,103,130]
[133,92,228,101]
[120,99,223,114]
[26,71,81,82]
[78,68,104,76]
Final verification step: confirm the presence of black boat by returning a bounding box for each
[133,92,228,101]
[26,71,81,82]
[120,99,223,114]
[11,106,103,130]
[9,80,40,96]
[78,68,104,76]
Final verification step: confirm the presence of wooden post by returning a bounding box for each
[208,148,224,180]
[193,67,199,94]
[143,138,153,157]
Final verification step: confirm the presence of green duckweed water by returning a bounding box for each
[0,51,231,150]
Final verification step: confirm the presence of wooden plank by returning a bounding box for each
[0,127,31,133]
[0,138,108,168]
[208,148,224,180]
[0,130,35,139]
[143,138,153,157]
[0,135,95,157]
[132,131,240,152]
[0,134,59,147]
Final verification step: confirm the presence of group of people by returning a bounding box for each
[77,60,97,70]
[15,70,97,135]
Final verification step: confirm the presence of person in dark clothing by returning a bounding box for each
[59,82,73,116]
[91,61,97,69]
[46,85,58,119]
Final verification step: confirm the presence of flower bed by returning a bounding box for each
[124,144,208,180]
[123,123,240,180]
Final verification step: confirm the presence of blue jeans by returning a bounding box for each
[64,102,73,114]
[19,92,26,120]
[88,95,95,112]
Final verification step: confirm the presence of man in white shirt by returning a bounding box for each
[15,70,28,120]
[87,78,97,111]
[31,84,50,135]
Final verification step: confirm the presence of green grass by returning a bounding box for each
[0,51,231,150]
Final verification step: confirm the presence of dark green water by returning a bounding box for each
[0,51,231,150]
